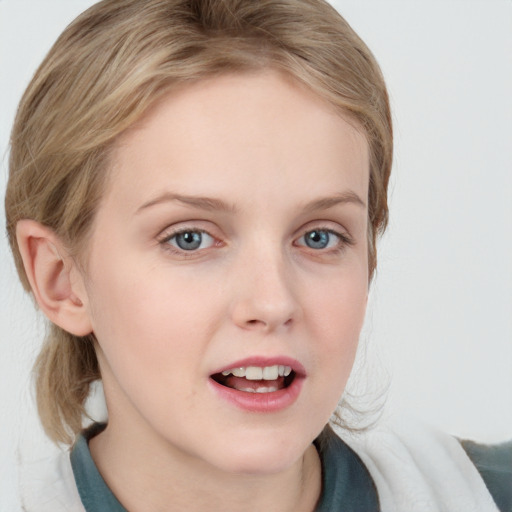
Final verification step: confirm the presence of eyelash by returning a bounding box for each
[158,225,354,257]
[158,227,219,258]
[294,227,354,254]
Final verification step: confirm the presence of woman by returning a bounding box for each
[4,0,511,510]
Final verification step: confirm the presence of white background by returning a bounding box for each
[1,1,511,510]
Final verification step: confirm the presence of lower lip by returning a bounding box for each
[208,376,304,413]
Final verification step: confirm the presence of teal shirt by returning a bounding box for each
[70,423,511,511]
[70,424,125,512]
[460,438,512,512]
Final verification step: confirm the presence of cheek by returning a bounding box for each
[304,264,368,382]
[86,273,208,427]
[315,291,366,364]
[85,260,223,383]
[309,250,368,330]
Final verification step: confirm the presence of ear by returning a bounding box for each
[16,219,93,337]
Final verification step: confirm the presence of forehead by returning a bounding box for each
[105,70,369,212]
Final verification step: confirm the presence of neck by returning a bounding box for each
[89,419,322,512]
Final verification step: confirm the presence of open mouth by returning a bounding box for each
[211,365,296,394]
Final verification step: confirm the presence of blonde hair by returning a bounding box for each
[5,0,392,444]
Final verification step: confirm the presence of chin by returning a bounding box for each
[205,431,312,476]
[218,453,300,476]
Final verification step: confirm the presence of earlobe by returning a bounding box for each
[16,219,93,337]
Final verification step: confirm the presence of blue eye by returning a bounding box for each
[167,230,214,251]
[299,229,340,250]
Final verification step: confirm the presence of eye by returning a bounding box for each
[164,230,215,252]
[296,229,345,250]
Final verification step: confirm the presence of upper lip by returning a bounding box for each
[210,356,307,377]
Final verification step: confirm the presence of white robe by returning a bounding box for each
[339,419,500,512]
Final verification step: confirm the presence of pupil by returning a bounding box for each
[306,230,329,249]
[176,231,202,250]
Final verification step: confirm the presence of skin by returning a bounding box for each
[72,70,370,511]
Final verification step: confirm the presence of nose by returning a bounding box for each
[230,248,301,333]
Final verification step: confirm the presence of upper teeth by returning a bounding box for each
[221,365,292,380]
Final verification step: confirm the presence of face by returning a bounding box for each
[81,70,369,475]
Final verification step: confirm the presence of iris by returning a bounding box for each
[304,230,331,249]
[175,231,203,250]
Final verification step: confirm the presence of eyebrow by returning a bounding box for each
[136,192,238,214]
[136,190,366,215]
[301,191,366,213]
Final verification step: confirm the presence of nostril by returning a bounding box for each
[244,317,293,329]
[245,319,268,328]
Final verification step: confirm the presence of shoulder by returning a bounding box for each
[19,446,85,512]
[460,438,512,512]
[333,418,506,512]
